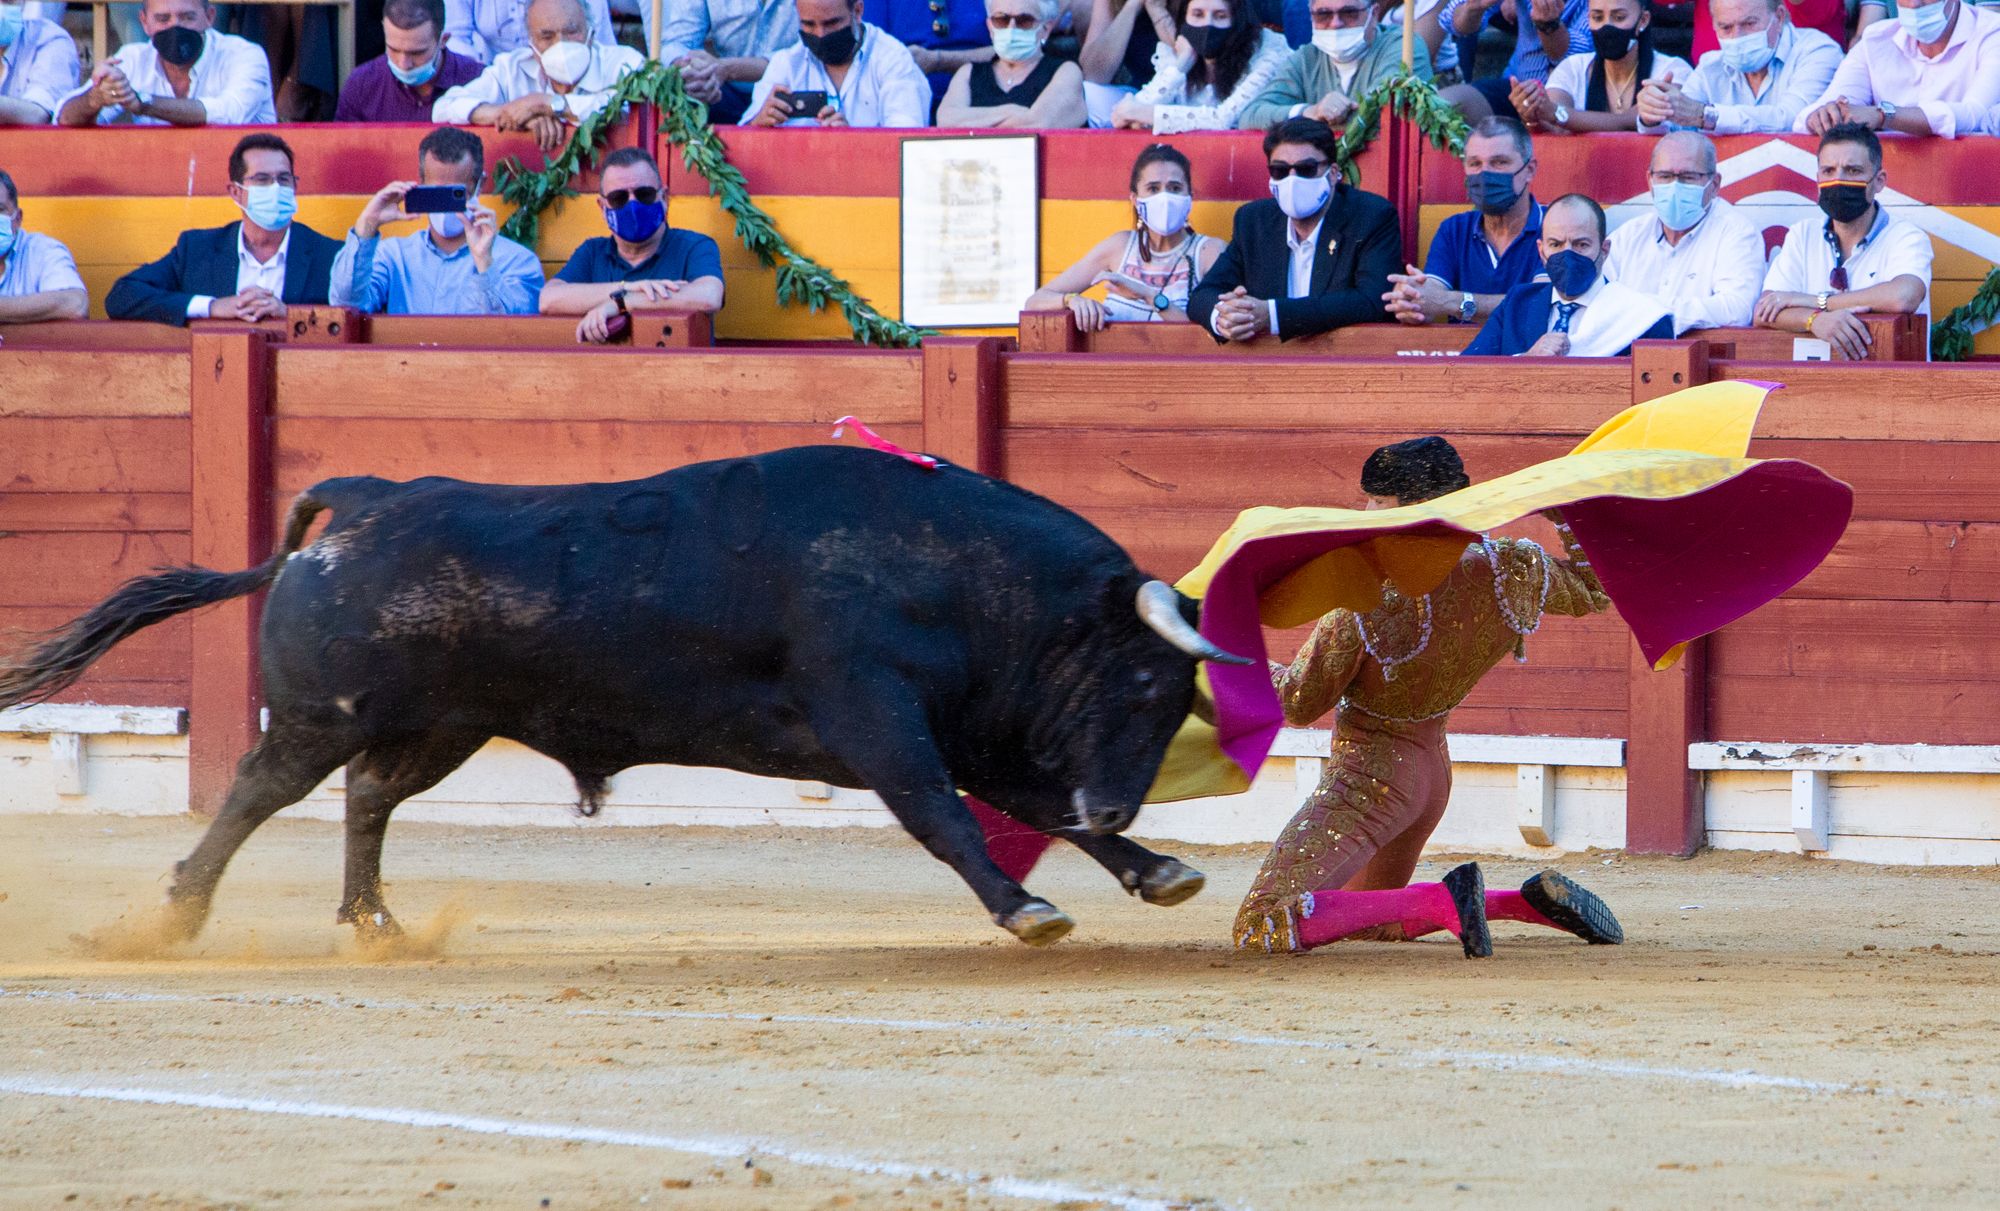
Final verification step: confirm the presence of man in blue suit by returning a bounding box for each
[106,132,341,326]
[1464,192,1674,358]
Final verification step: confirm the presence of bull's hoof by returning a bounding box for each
[1138,859,1206,907]
[158,890,211,943]
[337,903,404,942]
[997,901,1074,947]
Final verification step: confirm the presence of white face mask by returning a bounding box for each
[1269,172,1331,219]
[1137,192,1193,238]
[1312,25,1369,63]
[429,210,467,239]
[538,39,592,86]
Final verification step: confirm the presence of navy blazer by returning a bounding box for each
[105,221,342,327]
[1465,280,1674,357]
[1188,185,1400,342]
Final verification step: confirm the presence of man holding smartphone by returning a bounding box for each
[331,128,545,316]
[741,0,931,127]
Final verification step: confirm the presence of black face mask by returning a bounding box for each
[152,25,205,68]
[1591,22,1639,60]
[800,21,859,66]
[1183,23,1229,58]
[1818,181,1873,224]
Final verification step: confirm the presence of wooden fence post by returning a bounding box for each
[1630,337,1709,403]
[922,336,1006,477]
[187,330,274,816]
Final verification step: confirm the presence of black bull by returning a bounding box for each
[0,446,1250,946]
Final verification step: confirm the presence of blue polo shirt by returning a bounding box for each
[554,230,725,286]
[1421,198,1546,298]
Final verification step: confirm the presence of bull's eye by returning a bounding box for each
[1135,670,1155,687]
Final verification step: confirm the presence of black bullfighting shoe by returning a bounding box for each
[1440,862,1493,958]
[1521,870,1625,945]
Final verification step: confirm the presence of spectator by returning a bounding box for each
[0,168,88,322]
[1465,193,1673,356]
[1635,0,1841,135]
[0,3,80,125]
[56,0,275,127]
[1678,0,1843,63]
[1188,116,1400,342]
[335,0,484,123]
[659,0,799,125]
[1795,0,2000,139]
[1233,0,1430,130]
[1602,131,1761,331]
[1439,0,1590,121]
[104,133,340,327]
[743,0,932,127]
[539,147,726,344]
[446,0,616,64]
[1853,0,1996,39]
[1079,0,1178,126]
[1382,116,1544,327]
[1523,0,1692,132]
[1025,142,1225,328]
[872,0,1010,110]
[331,129,543,318]
[1754,122,1930,360]
[1112,0,1287,132]
[937,0,1086,126]
[433,0,646,152]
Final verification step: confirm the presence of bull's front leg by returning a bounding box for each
[1061,832,1207,907]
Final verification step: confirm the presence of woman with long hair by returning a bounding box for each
[1515,0,1690,133]
[1024,143,1225,330]
[1110,0,1289,132]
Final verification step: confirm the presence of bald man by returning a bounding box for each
[1603,131,1763,333]
[432,0,646,152]
[1464,192,1674,358]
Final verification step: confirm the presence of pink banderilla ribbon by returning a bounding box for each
[832,416,940,471]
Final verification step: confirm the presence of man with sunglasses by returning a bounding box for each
[1188,116,1400,343]
[1753,121,1930,361]
[331,128,544,317]
[1235,0,1431,131]
[539,147,726,344]
[657,0,800,125]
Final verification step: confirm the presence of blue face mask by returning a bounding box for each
[1465,169,1521,216]
[1896,0,1951,42]
[0,5,25,48]
[0,212,17,259]
[238,182,297,231]
[606,198,666,243]
[1651,180,1708,232]
[388,51,440,86]
[1717,27,1775,73]
[1544,249,1599,300]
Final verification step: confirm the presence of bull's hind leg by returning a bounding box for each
[1062,832,1207,908]
[164,721,361,941]
[337,731,487,941]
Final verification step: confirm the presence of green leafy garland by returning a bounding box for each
[1333,71,1471,186]
[1931,264,1999,361]
[496,63,929,348]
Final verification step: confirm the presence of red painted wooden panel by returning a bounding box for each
[0,532,192,607]
[0,419,191,493]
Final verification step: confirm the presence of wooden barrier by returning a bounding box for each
[0,307,719,352]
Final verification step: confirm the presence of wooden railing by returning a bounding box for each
[1,306,716,351]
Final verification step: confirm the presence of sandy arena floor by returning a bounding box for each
[1,813,1997,1210]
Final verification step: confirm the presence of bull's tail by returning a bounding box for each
[0,491,332,710]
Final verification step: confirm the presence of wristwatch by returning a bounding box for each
[1151,290,1172,313]
[1700,105,1718,131]
[1458,292,1476,323]
[1552,103,1570,126]
[132,91,153,112]
[1814,291,1831,311]
[550,91,570,116]
[609,287,630,315]
[1878,100,1897,124]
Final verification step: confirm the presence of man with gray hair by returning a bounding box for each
[1384,116,1543,327]
[0,168,89,323]
[1603,131,1763,332]
[1636,0,1840,135]
[432,0,645,151]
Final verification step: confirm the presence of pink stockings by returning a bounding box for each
[1292,885,1563,950]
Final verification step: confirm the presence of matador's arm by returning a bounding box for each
[1541,513,1611,618]
[1272,611,1364,726]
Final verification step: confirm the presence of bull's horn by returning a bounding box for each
[1136,580,1254,665]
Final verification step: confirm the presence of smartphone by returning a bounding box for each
[783,89,830,117]
[403,184,470,214]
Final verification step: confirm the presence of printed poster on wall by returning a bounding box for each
[900,135,1040,329]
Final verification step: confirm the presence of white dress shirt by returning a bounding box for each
[1603,196,1764,331]
[1762,205,1934,316]
[1546,49,1694,107]
[1542,277,1671,357]
[0,14,80,121]
[185,225,291,319]
[0,230,87,297]
[740,25,931,128]
[432,42,645,125]
[1794,5,2000,139]
[1640,23,1841,134]
[444,0,618,64]
[57,28,276,125]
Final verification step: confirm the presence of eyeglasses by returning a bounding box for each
[1646,171,1714,186]
[1829,266,1849,291]
[602,186,661,207]
[1268,159,1329,180]
[1309,5,1372,27]
[929,0,949,36]
[241,173,298,188]
[988,13,1041,28]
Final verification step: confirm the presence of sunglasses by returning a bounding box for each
[602,186,661,207]
[1268,159,1329,180]
[988,12,1041,27]
[1309,5,1372,26]
[930,0,949,36]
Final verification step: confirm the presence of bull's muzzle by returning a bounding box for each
[1071,788,1136,835]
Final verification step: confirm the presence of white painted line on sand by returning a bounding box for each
[0,1075,1219,1211]
[6,985,1990,1110]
